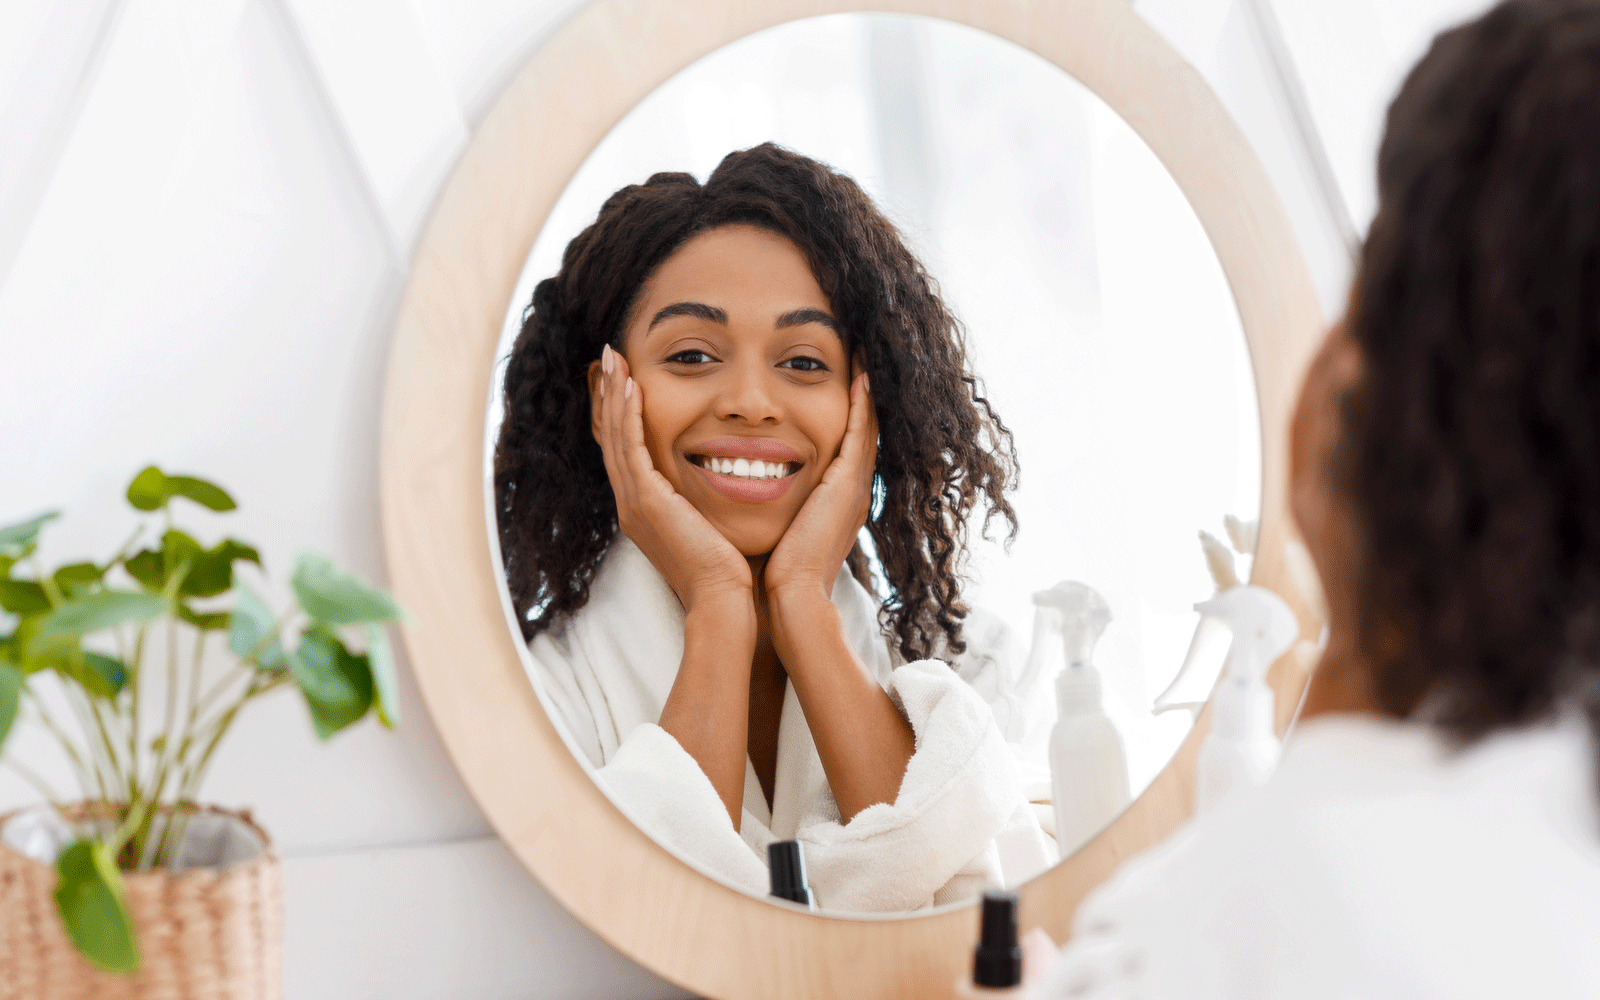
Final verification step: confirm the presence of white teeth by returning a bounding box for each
[697,456,791,480]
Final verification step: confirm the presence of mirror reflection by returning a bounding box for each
[487,14,1258,914]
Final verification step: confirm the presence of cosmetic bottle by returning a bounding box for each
[955,891,1027,998]
[767,840,814,909]
[1036,582,1130,857]
[1193,585,1299,812]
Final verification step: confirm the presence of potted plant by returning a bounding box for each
[0,466,402,1000]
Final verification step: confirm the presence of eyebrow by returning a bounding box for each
[645,302,840,333]
[775,307,839,332]
[648,301,727,329]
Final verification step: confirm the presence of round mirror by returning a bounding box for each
[485,13,1258,915]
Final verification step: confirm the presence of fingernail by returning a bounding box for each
[624,377,635,400]
[602,344,614,374]
[862,373,870,394]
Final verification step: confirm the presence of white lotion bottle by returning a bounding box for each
[1193,585,1299,812]
[1036,582,1130,857]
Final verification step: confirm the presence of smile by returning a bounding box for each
[688,455,800,481]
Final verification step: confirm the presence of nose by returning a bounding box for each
[715,357,782,425]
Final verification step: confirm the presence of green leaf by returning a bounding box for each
[291,552,402,626]
[52,562,103,598]
[181,539,259,599]
[37,590,164,639]
[64,652,128,698]
[288,626,372,739]
[162,529,202,578]
[0,579,49,615]
[0,511,60,559]
[176,603,230,631]
[54,839,139,974]
[125,466,235,513]
[166,475,235,512]
[124,549,163,590]
[15,616,75,673]
[227,583,283,670]
[364,624,400,728]
[126,466,169,511]
[0,661,22,750]
[0,554,15,579]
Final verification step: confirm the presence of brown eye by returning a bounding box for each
[780,356,828,372]
[667,350,715,365]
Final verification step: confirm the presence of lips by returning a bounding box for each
[684,437,803,504]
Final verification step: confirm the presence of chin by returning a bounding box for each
[707,511,795,559]
[723,527,785,559]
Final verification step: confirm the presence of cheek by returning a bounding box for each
[793,386,853,479]
[636,382,694,475]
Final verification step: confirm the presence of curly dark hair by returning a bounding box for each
[1338,0,1600,757]
[494,143,1017,661]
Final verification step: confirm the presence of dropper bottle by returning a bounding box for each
[955,891,1026,998]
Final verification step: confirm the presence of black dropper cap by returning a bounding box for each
[973,891,1022,989]
[768,840,813,908]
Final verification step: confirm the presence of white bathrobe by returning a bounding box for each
[526,537,1055,912]
[1035,711,1600,999]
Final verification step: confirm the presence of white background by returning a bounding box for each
[0,1,1493,997]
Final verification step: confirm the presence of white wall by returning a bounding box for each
[0,2,1487,997]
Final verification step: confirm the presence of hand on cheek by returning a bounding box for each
[594,344,754,614]
[765,373,877,644]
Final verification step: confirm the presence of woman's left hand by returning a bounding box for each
[764,373,912,821]
[765,372,877,618]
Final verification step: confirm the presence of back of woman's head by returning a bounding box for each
[494,143,1016,658]
[1342,0,1600,743]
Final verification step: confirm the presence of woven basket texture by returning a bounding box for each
[0,805,282,1000]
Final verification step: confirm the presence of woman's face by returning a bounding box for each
[595,224,853,556]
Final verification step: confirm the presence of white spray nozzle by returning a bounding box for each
[1032,581,1111,669]
[1223,515,1259,555]
[1198,530,1240,592]
[1195,585,1299,684]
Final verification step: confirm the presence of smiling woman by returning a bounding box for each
[492,144,1049,912]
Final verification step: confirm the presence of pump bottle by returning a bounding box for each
[1035,582,1129,857]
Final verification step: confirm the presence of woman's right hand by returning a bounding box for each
[596,344,754,614]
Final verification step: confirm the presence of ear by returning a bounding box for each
[587,359,604,443]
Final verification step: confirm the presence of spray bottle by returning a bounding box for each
[1036,582,1130,856]
[1193,585,1299,811]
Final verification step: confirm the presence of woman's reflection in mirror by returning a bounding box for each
[1036,2,1600,995]
[494,143,1054,911]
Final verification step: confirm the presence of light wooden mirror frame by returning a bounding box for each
[379,1,1325,996]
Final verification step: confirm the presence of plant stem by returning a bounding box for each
[103,524,145,572]
[1,757,65,809]
[189,664,252,727]
[31,557,65,608]
[158,674,281,869]
[178,675,284,803]
[145,627,207,868]
[24,695,95,796]
[61,685,119,802]
[128,624,146,795]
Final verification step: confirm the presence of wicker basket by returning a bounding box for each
[0,805,282,1000]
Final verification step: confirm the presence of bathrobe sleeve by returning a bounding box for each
[795,656,1050,911]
